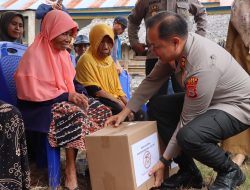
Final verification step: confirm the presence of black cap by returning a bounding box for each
[114,16,128,28]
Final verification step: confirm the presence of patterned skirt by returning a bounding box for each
[0,101,30,190]
[48,98,112,150]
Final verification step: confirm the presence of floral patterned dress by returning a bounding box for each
[48,98,112,150]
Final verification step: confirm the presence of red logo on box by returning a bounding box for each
[143,151,151,169]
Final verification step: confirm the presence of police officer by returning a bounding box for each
[105,11,250,190]
[128,0,207,90]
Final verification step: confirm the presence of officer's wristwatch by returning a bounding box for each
[159,156,172,167]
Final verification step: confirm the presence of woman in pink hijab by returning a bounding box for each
[15,10,111,190]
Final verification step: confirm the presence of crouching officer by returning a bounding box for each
[105,11,250,190]
[128,1,207,187]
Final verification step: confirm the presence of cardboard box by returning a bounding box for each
[85,121,160,190]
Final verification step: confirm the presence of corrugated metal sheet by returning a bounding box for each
[220,0,233,6]
[0,0,137,10]
[0,0,233,10]
[200,0,233,6]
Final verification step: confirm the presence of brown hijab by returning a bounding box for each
[230,0,250,53]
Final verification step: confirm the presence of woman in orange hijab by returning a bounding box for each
[15,10,111,190]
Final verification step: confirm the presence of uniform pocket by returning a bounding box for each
[176,1,190,18]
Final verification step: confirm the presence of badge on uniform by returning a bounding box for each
[180,55,186,71]
[186,76,198,98]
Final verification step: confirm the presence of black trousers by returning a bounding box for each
[148,93,198,173]
[148,93,185,145]
[177,109,249,171]
[149,93,249,172]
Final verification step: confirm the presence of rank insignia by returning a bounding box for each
[186,76,198,98]
[180,55,186,71]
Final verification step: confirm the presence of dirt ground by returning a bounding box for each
[30,149,91,189]
[30,154,250,190]
[30,159,91,190]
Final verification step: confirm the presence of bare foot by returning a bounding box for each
[65,148,78,189]
[232,154,245,166]
[65,167,78,189]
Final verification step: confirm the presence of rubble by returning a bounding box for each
[79,14,230,45]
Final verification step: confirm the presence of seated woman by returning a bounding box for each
[15,10,111,190]
[0,11,24,43]
[0,101,30,189]
[75,24,128,115]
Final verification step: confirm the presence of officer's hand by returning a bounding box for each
[149,161,165,187]
[132,43,147,54]
[52,2,62,10]
[105,107,131,127]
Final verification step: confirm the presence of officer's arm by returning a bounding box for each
[128,0,147,47]
[163,63,221,159]
[188,0,207,37]
[127,61,172,112]
[36,4,52,19]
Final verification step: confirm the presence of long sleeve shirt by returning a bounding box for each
[128,0,207,59]
[127,33,250,158]
[36,3,68,20]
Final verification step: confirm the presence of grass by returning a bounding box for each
[197,161,250,190]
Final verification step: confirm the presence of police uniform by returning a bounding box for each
[128,0,207,60]
[128,0,207,99]
[127,33,250,188]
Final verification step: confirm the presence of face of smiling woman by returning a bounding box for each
[7,16,24,40]
[51,30,73,51]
